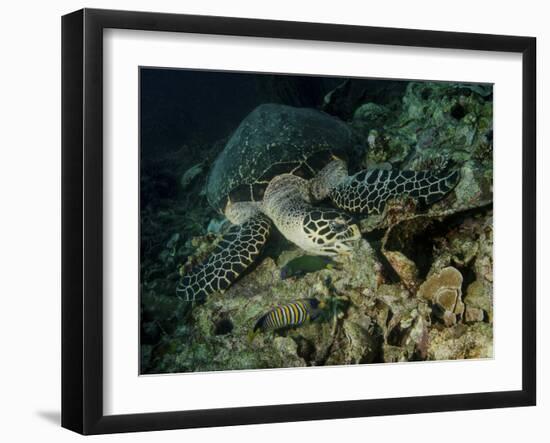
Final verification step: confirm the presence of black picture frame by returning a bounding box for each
[62,8,536,435]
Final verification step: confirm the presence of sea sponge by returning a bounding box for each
[417,267,464,327]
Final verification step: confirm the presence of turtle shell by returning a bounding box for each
[206,104,353,213]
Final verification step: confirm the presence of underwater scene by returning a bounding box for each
[140,68,493,374]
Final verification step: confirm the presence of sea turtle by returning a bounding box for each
[177,104,460,302]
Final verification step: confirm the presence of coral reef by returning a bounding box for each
[140,79,493,374]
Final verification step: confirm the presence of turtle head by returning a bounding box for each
[301,209,361,256]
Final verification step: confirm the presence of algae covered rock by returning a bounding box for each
[353,102,391,126]
[155,240,383,372]
[346,80,493,171]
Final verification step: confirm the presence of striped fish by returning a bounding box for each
[253,299,324,332]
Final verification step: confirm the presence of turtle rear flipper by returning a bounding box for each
[176,213,272,302]
[329,167,461,215]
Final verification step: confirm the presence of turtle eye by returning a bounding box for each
[330,220,348,233]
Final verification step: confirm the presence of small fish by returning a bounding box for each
[280,255,340,280]
[253,299,325,332]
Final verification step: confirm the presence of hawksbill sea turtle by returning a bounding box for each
[177,104,460,302]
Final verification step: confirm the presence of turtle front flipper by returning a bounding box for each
[176,213,272,302]
[329,167,461,215]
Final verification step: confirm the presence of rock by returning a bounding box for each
[454,165,492,209]
[366,161,392,171]
[166,232,179,249]
[382,250,419,291]
[324,79,406,121]
[428,323,493,360]
[207,218,229,234]
[180,163,203,189]
[373,283,432,361]
[383,344,408,363]
[353,102,390,126]
[322,79,367,120]
[326,315,381,365]
[464,279,493,323]
[464,306,485,323]
[405,315,430,360]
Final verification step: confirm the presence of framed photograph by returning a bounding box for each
[62,8,536,434]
